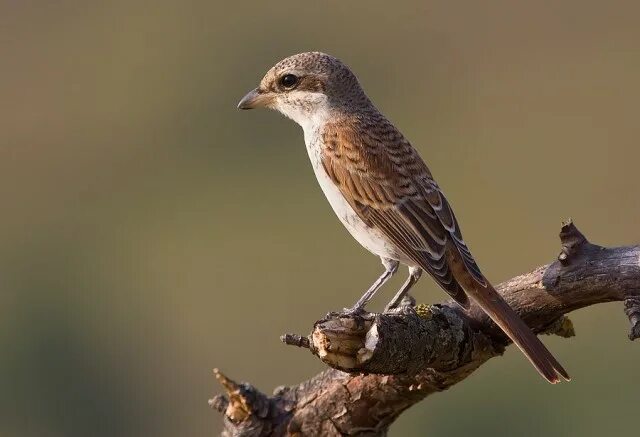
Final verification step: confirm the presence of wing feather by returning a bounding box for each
[320,118,482,305]
[318,115,567,383]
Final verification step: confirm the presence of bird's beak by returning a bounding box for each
[237,88,273,110]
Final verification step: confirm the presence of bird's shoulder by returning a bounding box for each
[319,113,438,207]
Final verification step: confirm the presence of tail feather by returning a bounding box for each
[467,282,570,383]
[449,281,471,310]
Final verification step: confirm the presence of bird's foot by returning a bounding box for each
[383,294,416,313]
[341,305,367,316]
[323,305,368,320]
[382,303,397,313]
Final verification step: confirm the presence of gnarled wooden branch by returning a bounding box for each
[211,221,639,436]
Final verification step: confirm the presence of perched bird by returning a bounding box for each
[238,52,569,383]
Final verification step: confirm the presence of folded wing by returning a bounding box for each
[320,117,569,383]
[320,118,484,307]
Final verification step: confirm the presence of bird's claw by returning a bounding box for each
[341,306,367,316]
[323,306,368,320]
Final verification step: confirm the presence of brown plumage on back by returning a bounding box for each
[321,116,568,383]
[238,51,569,383]
[321,117,474,308]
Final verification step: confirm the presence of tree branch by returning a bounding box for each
[210,221,640,436]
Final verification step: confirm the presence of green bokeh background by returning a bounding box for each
[2,1,639,436]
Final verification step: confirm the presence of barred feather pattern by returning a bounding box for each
[320,112,485,307]
[244,51,569,382]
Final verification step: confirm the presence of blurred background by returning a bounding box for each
[1,1,639,436]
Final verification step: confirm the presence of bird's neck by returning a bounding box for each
[300,103,380,145]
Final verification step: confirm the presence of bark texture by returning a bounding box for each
[210,221,640,436]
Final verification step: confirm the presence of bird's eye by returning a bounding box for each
[279,74,299,89]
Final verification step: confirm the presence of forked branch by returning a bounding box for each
[211,221,639,436]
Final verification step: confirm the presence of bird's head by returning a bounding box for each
[237,52,369,127]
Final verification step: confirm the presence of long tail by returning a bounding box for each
[467,281,570,383]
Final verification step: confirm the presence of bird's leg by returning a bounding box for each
[384,266,423,311]
[346,258,399,313]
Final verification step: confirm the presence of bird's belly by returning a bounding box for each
[308,150,402,260]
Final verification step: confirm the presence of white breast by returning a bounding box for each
[303,125,401,260]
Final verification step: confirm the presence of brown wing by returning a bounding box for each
[320,117,569,383]
[320,117,484,307]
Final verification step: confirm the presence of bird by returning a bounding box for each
[237,52,569,383]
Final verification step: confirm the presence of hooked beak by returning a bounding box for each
[237,88,273,110]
